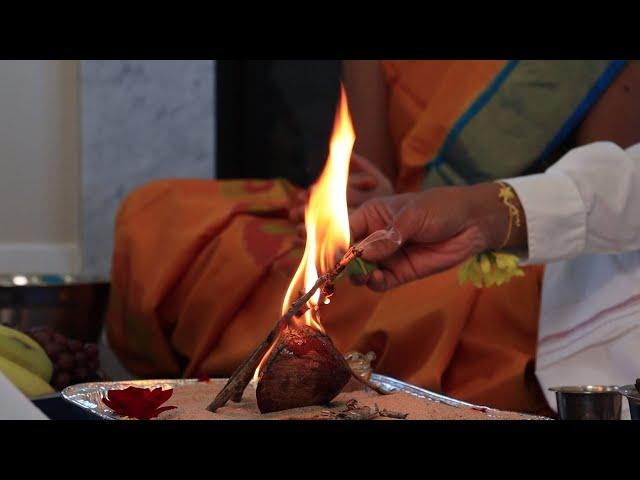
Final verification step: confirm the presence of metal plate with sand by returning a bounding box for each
[62,373,550,420]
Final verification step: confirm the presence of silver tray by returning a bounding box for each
[62,373,550,420]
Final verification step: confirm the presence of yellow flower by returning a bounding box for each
[495,253,518,270]
[457,260,471,284]
[467,262,483,288]
[458,251,525,288]
[480,255,491,274]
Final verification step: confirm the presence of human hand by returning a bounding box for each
[348,183,515,291]
[346,152,394,208]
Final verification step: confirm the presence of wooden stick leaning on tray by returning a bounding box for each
[207,243,388,413]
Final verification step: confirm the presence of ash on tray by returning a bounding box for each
[157,379,529,420]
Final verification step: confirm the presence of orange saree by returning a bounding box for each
[106,61,562,414]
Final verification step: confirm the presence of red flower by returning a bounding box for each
[197,373,211,383]
[102,386,177,420]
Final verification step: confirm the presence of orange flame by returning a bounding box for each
[281,84,354,328]
[252,85,355,382]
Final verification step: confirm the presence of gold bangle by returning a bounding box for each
[494,181,521,249]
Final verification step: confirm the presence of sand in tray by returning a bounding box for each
[157,379,535,420]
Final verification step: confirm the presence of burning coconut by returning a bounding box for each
[207,86,398,414]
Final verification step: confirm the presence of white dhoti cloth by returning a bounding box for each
[506,142,640,417]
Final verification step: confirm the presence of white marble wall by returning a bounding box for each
[80,60,215,277]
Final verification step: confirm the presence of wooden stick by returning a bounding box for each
[209,321,284,409]
[207,245,362,413]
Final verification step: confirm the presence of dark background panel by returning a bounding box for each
[216,60,342,187]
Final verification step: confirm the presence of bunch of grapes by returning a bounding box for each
[24,326,104,391]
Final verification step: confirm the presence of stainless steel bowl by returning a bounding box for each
[0,274,110,342]
[617,385,640,420]
[549,385,622,420]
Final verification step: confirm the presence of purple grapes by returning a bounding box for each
[24,326,103,391]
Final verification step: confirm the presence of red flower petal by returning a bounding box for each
[102,397,117,411]
[153,388,173,404]
[101,386,176,420]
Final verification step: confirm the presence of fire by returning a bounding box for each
[252,85,355,382]
[281,85,354,329]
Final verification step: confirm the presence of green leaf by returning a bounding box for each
[345,257,378,276]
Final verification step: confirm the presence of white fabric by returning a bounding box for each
[507,141,640,264]
[0,371,48,420]
[503,141,640,413]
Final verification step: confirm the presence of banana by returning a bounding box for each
[0,355,54,398]
[0,325,53,382]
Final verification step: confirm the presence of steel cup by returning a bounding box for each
[549,385,621,420]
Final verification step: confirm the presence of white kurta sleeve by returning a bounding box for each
[503,141,640,264]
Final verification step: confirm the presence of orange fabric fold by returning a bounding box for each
[382,60,506,191]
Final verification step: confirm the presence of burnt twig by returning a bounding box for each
[335,404,379,420]
[379,407,408,419]
[207,245,363,413]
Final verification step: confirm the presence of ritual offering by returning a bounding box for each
[60,86,550,421]
[206,86,394,415]
[62,376,549,420]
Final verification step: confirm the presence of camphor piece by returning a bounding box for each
[255,323,351,413]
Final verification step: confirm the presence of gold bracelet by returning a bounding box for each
[494,181,521,249]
